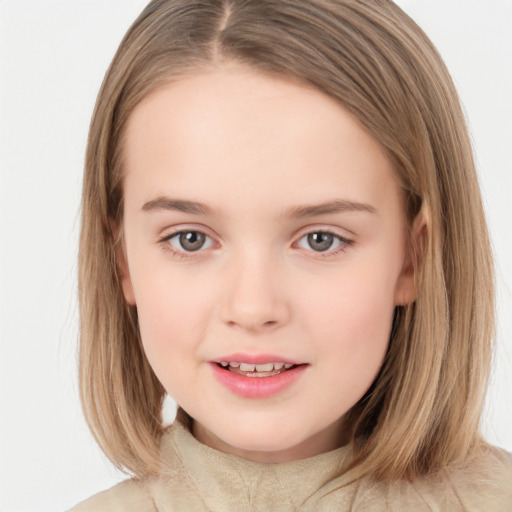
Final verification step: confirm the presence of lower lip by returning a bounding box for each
[210,363,307,399]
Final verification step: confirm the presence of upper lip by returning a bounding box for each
[211,353,304,365]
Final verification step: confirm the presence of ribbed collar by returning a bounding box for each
[159,409,358,510]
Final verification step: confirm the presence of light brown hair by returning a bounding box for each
[79,0,494,480]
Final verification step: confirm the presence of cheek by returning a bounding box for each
[131,266,213,371]
[300,255,399,364]
[301,268,396,407]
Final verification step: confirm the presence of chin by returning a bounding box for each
[211,418,314,461]
[188,402,341,461]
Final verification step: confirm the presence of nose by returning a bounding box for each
[219,250,291,333]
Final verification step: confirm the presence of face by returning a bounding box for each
[119,64,416,463]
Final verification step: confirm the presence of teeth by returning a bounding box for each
[255,363,274,372]
[220,361,296,372]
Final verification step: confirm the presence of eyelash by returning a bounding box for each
[158,228,353,260]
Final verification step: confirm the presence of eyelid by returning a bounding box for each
[159,224,218,242]
[293,223,355,243]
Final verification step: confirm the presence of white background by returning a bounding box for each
[0,1,510,511]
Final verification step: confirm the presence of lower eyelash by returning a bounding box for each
[160,244,193,260]
[318,243,349,257]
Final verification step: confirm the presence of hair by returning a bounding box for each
[79,0,494,481]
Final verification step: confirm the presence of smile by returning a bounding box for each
[218,361,295,377]
[210,358,307,398]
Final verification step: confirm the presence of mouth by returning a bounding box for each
[210,358,307,398]
[209,353,308,398]
[215,361,301,378]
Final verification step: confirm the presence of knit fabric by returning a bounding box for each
[71,413,512,511]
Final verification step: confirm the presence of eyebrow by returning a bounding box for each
[142,197,214,215]
[142,196,377,217]
[284,200,376,218]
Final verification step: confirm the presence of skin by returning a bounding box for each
[118,63,418,463]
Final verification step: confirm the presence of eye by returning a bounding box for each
[296,230,351,254]
[164,230,214,253]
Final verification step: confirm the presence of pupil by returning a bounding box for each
[308,232,333,252]
[180,231,205,251]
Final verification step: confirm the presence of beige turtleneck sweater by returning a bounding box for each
[70,414,512,511]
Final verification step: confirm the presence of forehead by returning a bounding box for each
[122,65,401,218]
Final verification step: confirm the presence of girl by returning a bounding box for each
[72,0,512,510]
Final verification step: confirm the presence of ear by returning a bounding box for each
[394,211,427,306]
[110,221,136,306]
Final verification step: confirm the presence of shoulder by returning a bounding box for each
[68,478,156,512]
[410,446,512,512]
[355,447,512,511]
[68,418,191,512]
